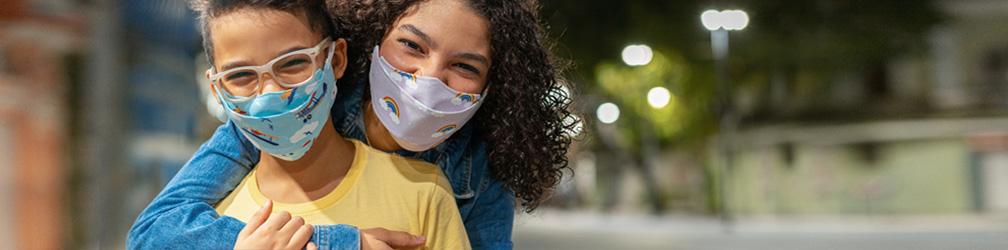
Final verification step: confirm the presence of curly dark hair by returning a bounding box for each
[327,0,578,213]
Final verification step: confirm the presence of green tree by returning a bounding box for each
[542,0,942,213]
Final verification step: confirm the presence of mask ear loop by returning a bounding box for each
[362,115,373,146]
[361,94,380,147]
[212,78,236,115]
[323,40,336,70]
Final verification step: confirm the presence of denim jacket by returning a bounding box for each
[127,80,515,250]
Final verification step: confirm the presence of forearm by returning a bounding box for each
[127,122,362,250]
[129,193,362,250]
[129,203,248,249]
[128,122,258,249]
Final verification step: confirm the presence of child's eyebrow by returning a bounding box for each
[277,46,310,57]
[219,46,312,72]
[220,60,251,72]
[400,24,436,48]
[454,52,489,68]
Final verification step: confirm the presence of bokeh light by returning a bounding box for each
[621,44,654,66]
[596,102,621,124]
[701,9,749,31]
[647,86,671,109]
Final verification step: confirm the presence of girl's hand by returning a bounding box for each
[234,200,316,250]
[360,227,426,250]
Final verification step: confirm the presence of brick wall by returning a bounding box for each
[0,1,82,248]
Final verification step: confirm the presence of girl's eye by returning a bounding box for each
[398,39,424,53]
[455,63,481,75]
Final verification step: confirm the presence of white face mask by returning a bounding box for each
[368,45,488,152]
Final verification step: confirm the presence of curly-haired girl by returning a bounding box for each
[128,0,577,249]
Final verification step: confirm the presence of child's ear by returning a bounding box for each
[330,38,349,79]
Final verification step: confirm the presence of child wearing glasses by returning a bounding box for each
[131,1,470,249]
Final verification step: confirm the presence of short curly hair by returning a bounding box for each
[189,0,337,66]
[327,0,578,213]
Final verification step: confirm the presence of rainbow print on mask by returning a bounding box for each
[431,124,457,138]
[452,93,479,105]
[382,96,401,124]
[393,69,417,86]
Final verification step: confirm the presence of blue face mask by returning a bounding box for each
[215,47,338,161]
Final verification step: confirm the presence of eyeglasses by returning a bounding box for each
[209,38,333,99]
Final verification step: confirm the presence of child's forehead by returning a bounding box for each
[209,8,323,67]
[210,8,317,35]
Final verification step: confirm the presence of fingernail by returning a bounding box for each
[416,236,426,242]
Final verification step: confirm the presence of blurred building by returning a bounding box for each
[727,0,1008,215]
[0,0,84,249]
[1,0,207,249]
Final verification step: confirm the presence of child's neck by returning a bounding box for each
[363,98,403,152]
[255,118,356,203]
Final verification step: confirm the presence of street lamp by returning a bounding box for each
[618,44,668,212]
[621,44,653,66]
[701,8,748,233]
[701,9,748,60]
[701,10,749,31]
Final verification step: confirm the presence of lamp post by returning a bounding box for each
[701,8,748,232]
[619,43,670,213]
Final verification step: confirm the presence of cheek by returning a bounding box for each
[378,38,397,60]
[446,77,487,94]
[378,41,415,72]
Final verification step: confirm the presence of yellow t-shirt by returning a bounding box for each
[215,139,470,250]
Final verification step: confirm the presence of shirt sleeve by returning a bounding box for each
[423,175,473,250]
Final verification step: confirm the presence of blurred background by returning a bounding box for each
[3,0,1008,249]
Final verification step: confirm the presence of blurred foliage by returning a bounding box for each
[542,0,943,152]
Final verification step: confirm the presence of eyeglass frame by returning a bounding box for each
[208,37,334,101]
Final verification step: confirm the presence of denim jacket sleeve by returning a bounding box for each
[452,141,515,250]
[126,121,360,250]
[464,175,515,250]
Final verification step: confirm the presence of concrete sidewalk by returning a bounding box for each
[513,209,1008,250]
